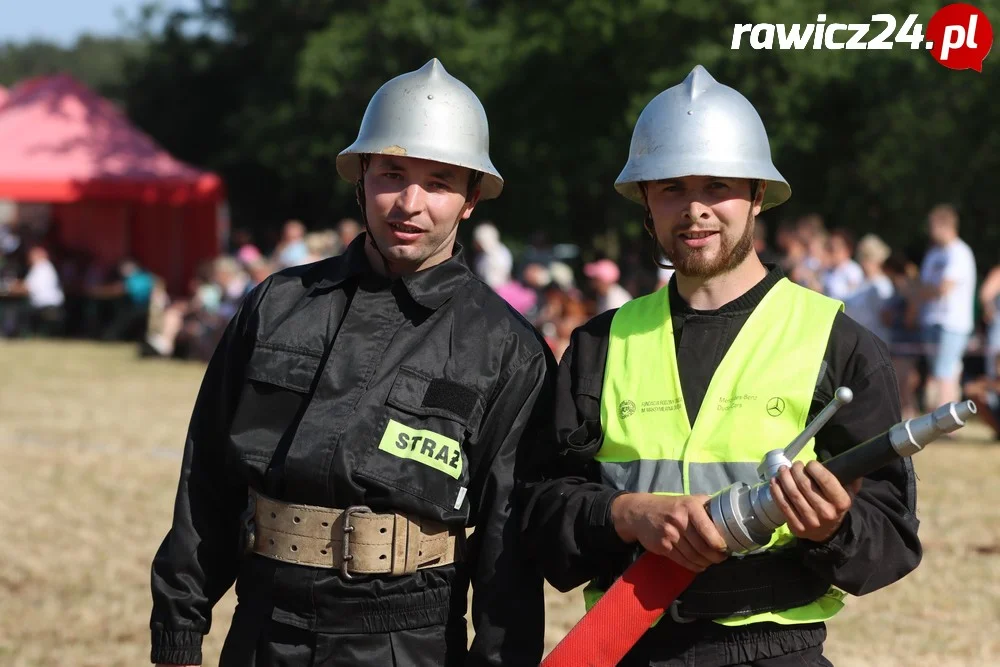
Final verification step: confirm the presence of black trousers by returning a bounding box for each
[620,618,832,667]
[218,602,468,667]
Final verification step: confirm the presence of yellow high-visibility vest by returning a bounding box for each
[586,278,847,626]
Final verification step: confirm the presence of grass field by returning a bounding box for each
[1,340,998,666]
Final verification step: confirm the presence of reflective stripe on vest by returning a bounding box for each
[588,278,846,627]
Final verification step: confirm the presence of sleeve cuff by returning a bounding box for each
[800,507,857,567]
[590,488,631,552]
[150,629,203,665]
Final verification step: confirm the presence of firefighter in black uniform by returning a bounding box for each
[520,66,921,666]
[150,59,553,667]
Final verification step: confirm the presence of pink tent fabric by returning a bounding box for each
[0,74,222,203]
[0,75,225,295]
[0,86,7,110]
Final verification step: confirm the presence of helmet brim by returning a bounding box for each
[337,149,503,201]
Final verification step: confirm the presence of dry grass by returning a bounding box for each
[0,340,998,666]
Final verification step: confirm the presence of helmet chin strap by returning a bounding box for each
[641,179,761,272]
[355,160,396,279]
[639,183,674,270]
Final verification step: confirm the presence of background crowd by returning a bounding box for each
[3,198,997,438]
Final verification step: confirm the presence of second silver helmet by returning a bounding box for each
[337,59,503,200]
[615,65,790,211]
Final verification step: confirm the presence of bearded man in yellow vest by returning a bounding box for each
[520,66,920,666]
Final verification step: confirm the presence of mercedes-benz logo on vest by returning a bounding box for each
[766,396,785,417]
[619,400,636,419]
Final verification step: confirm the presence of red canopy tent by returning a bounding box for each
[0,74,225,295]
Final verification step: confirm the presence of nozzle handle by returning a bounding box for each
[783,386,853,461]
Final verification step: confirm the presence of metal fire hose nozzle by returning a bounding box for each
[708,397,976,555]
[889,400,976,457]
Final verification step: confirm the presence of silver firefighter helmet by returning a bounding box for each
[615,65,790,211]
[337,58,503,200]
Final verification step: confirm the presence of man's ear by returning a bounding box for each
[461,189,481,220]
[752,180,767,216]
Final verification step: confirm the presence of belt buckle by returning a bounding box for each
[239,490,257,555]
[668,600,697,624]
[340,505,373,580]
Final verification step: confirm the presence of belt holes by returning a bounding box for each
[419,550,423,556]
[293,516,301,524]
[321,549,328,555]
[322,521,329,528]
[270,512,276,519]
[379,555,386,560]
[290,545,298,552]
[268,539,274,546]
[380,528,387,534]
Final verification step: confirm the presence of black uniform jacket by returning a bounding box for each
[520,267,922,659]
[150,234,555,666]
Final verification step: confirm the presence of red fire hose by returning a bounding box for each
[541,399,975,666]
[541,553,696,667]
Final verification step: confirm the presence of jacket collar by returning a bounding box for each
[320,232,471,310]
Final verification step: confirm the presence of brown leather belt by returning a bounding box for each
[245,489,463,578]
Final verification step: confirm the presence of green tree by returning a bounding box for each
[0,35,145,101]
[117,0,999,267]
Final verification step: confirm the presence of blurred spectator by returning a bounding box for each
[806,231,831,284]
[823,228,864,300]
[96,258,155,341]
[232,228,262,267]
[337,218,363,251]
[918,204,976,407]
[0,219,19,255]
[519,231,555,271]
[247,258,275,289]
[522,262,552,317]
[495,279,537,315]
[781,230,810,285]
[9,246,65,336]
[784,215,827,290]
[549,261,581,299]
[754,218,781,266]
[794,215,829,289]
[775,219,798,258]
[472,221,513,288]
[305,230,339,263]
[976,261,1000,416]
[844,234,893,343]
[618,247,647,298]
[551,297,590,363]
[584,258,632,314]
[962,355,1000,439]
[272,219,309,269]
[144,261,227,360]
[797,213,825,246]
[214,257,251,320]
[883,252,923,418]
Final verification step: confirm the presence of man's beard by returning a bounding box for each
[662,213,756,279]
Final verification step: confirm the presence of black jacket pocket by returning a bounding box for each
[355,366,482,516]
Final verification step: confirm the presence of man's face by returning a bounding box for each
[644,176,763,278]
[363,155,478,273]
[928,215,955,245]
[283,222,304,242]
[828,237,850,264]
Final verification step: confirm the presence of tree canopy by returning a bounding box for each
[2,1,997,264]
